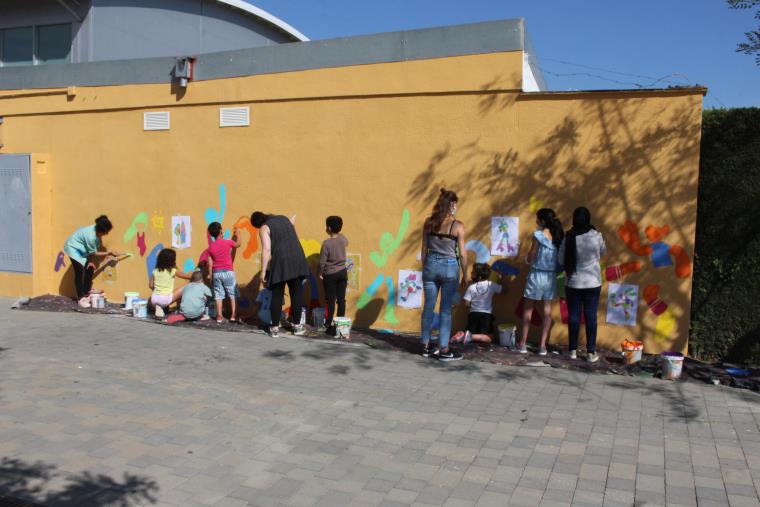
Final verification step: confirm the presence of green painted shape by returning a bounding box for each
[123,212,148,243]
[369,208,410,268]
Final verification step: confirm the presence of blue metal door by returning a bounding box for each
[0,154,32,273]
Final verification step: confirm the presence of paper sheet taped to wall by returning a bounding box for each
[172,216,191,249]
[490,217,519,256]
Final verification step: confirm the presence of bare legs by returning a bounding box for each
[519,298,553,351]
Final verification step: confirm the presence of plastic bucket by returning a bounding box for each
[498,324,516,348]
[334,317,352,339]
[132,299,148,319]
[124,292,140,310]
[621,340,644,365]
[661,352,684,380]
[312,307,326,328]
[89,293,105,309]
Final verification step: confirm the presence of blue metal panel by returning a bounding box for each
[0,154,32,273]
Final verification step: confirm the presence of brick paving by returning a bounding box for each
[1,300,759,507]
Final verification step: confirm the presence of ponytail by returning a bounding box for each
[536,208,564,247]
[425,188,458,232]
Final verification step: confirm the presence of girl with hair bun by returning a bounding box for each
[419,188,469,362]
[517,208,563,356]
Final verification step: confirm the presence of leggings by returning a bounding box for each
[323,269,348,326]
[269,277,304,327]
[70,258,94,299]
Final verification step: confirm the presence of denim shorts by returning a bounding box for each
[212,270,238,300]
[523,269,557,300]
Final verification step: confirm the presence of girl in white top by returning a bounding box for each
[451,263,504,345]
[558,207,606,363]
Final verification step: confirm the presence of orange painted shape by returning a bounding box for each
[233,216,258,259]
[618,221,653,256]
[645,224,670,243]
[643,284,668,316]
[668,244,692,278]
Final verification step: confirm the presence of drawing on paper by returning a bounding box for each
[606,283,639,326]
[490,216,519,256]
[346,253,361,291]
[171,216,191,249]
[397,270,423,309]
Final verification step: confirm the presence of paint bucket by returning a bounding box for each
[334,317,352,339]
[124,292,140,310]
[132,299,148,319]
[661,351,684,380]
[621,339,644,365]
[299,307,307,326]
[498,324,516,348]
[89,293,105,309]
[312,307,326,328]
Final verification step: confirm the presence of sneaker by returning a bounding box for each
[587,352,599,363]
[155,306,165,318]
[569,350,577,359]
[78,297,91,308]
[268,326,280,338]
[538,347,547,356]
[451,331,465,343]
[421,345,439,358]
[463,331,472,344]
[518,346,528,354]
[293,324,306,336]
[438,350,463,362]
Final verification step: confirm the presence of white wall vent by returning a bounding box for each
[143,112,170,131]
[220,107,250,127]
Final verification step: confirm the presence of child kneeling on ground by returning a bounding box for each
[452,263,504,345]
[166,271,212,324]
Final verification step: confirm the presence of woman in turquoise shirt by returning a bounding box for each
[517,208,564,356]
[63,215,121,306]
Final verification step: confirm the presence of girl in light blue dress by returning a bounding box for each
[517,208,564,355]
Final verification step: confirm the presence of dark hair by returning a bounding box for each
[471,262,491,283]
[425,189,458,232]
[155,248,177,272]
[94,215,113,235]
[326,216,343,233]
[207,222,222,238]
[536,208,564,247]
[191,270,204,282]
[564,207,596,279]
[250,212,269,228]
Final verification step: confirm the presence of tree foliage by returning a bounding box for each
[728,0,760,64]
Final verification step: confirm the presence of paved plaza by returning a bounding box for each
[0,301,759,507]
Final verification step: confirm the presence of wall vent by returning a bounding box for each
[220,107,250,128]
[143,112,170,131]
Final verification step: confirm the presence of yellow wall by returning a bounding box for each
[0,50,703,353]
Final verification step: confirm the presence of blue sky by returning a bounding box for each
[252,0,759,109]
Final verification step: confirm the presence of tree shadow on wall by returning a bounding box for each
[0,457,158,507]
[402,91,701,351]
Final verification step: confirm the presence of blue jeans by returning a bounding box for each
[566,285,601,353]
[421,253,460,350]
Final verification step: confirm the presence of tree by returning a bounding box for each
[728,0,760,64]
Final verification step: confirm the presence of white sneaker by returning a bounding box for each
[538,347,547,356]
[587,352,599,363]
[569,350,577,359]
[78,297,91,308]
[518,346,528,354]
[293,324,306,336]
[155,306,165,318]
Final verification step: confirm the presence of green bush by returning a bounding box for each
[690,108,760,365]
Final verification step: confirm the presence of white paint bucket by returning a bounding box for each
[498,324,516,348]
[334,317,352,339]
[661,352,684,380]
[124,292,140,310]
[621,340,644,365]
[89,293,105,309]
[132,299,148,319]
[312,307,326,328]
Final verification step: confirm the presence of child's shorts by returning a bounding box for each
[467,311,494,335]
[523,269,557,301]
[212,270,238,300]
[151,293,173,307]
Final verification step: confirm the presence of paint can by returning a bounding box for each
[661,351,684,380]
[312,307,326,328]
[334,317,352,340]
[89,293,105,309]
[299,307,307,326]
[124,292,140,310]
[497,324,516,348]
[132,299,148,319]
[621,339,644,365]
